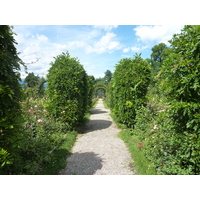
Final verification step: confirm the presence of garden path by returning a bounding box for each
[59,99,136,175]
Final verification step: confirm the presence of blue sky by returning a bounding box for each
[13,25,185,78]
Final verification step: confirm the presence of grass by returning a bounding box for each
[118,130,158,175]
[103,99,158,175]
[38,107,94,175]
[38,130,78,175]
[91,98,99,109]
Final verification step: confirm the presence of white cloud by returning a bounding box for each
[93,32,121,53]
[68,32,122,54]
[67,41,94,54]
[13,25,122,79]
[134,25,184,44]
[14,33,67,78]
[93,25,118,32]
[123,47,130,53]
[123,45,148,54]
[131,46,140,52]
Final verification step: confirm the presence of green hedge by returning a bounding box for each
[46,52,89,127]
[110,54,151,127]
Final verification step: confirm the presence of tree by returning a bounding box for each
[24,73,46,98]
[24,72,40,87]
[104,70,113,82]
[0,25,26,173]
[147,43,171,97]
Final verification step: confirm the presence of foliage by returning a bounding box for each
[87,75,95,108]
[148,43,171,76]
[38,130,78,175]
[157,25,200,174]
[20,97,75,174]
[46,52,89,127]
[24,72,46,98]
[104,69,113,82]
[24,72,40,87]
[128,25,200,175]
[0,25,26,173]
[146,43,171,98]
[92,77,108,98]
[110,54,151,127]
[119,130,157,175]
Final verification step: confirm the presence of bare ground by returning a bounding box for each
[59,99,136,175]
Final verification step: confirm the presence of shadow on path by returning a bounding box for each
[61,152,103,175]
[90,108,108,115]
[83,119,112,132]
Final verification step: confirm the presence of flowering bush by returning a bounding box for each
[12,97,70,174]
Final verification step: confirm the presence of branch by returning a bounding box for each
[24,58,40,65]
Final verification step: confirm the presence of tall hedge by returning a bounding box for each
[45,52,88,127]
[158,25,200,174]
[0,25,25,172]
[111,54,151,127]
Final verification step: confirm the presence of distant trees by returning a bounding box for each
[24,72,40,87]
[104,70,113,82]
[24,72,46,98]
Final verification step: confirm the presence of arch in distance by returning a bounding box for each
[93,79,108,97]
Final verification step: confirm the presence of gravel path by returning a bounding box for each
[60,99,136,175]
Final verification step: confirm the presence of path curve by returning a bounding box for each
[60,99,136,175]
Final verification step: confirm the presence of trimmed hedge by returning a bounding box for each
[110,54,151,127]
[46,52,89,127]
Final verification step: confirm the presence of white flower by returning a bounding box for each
[153,125,158,130]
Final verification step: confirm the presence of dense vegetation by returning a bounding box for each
[0,26,95,174]
[105,25,200,175]
[46,52,89,127]
[108,54,151,127]
[1,25,199,175]
[0,25,26,173]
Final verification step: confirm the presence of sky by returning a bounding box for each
[13,25,185,79]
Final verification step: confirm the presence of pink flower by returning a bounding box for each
[139,145,143,148]
[37,119,43,122]
[33,111,36,113]
[29,126,33,129]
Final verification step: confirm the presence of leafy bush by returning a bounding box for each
[110,54,151,127]
[4,97,70,174]
[46,52,89,127]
